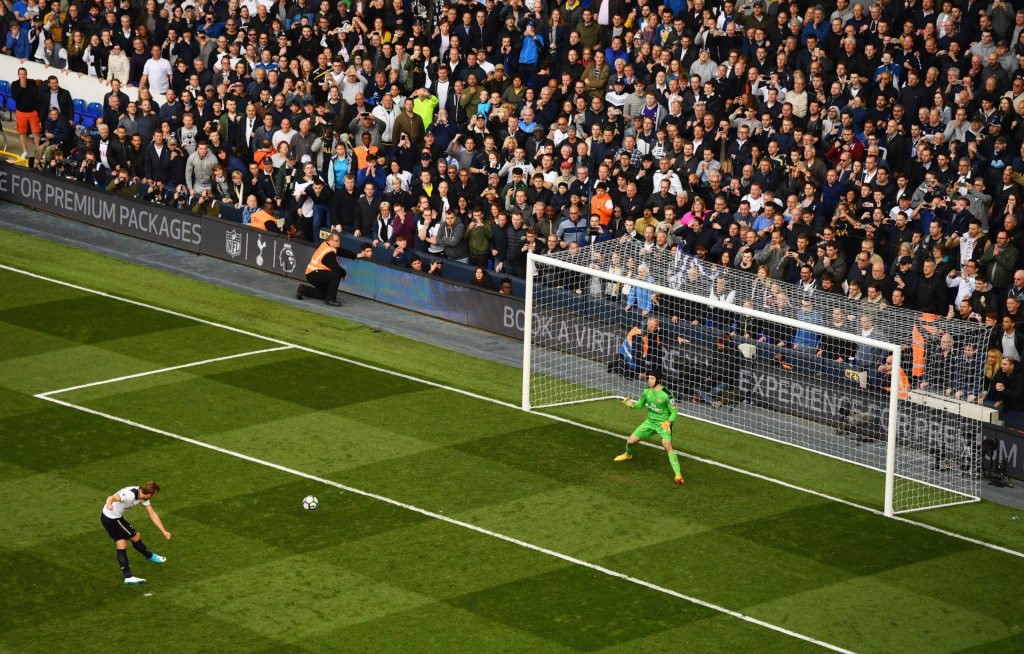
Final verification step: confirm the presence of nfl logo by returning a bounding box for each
[225,229,242,258]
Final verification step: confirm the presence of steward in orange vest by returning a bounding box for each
[607,317,663,378]
[590,184,614,226]
[242,197,281,232]
[297,233,356,307]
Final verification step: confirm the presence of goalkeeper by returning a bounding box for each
[615,373,684,485]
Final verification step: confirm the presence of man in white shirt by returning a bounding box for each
[101,481,170,585]
[651,158,684,195]
[140,44,173,95]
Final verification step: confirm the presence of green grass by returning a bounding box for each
[2,227,1024,653]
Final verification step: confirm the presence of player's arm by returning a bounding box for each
[104,494,121,511]
[145,504,172,540]
[660,392,678,431]
[629,389,650,410]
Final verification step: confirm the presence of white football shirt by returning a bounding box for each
[102,486,151,519]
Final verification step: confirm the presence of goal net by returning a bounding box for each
[523,240,993,516]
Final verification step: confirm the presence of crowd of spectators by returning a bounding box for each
[8,0,1024,409]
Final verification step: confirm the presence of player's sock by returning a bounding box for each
[625,443,635,456]
[132,540,152,558]
[668,451,681,476]
[117,549,132,578]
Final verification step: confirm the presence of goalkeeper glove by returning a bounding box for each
[621,397,633,407]
[660,421,672,432]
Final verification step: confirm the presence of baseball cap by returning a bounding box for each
[300,154,312,164]
[898,256,913,265]
[560,160,572,168]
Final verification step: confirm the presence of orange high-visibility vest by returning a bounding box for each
[590,192,614,226]
[247,209,277,231]
[887,367,911,398]
[253,148,274,172]
[305,242,335,274]
[911,313,940,377]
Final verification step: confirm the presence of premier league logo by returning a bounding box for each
[278,243,296,274]
[225,229,242,258]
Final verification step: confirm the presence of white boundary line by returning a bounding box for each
[36,346,294,398]
[4,263,1023,563]
[34,391,854,654]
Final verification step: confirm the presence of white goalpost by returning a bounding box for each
[523,242,992,516]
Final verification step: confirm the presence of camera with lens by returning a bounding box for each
[322,124,335,142]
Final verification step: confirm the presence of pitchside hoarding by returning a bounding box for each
[0,165,202,250]
[200,217,313,280]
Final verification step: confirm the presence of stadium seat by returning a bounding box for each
[0,80,11,118]
[82,101,102,128]
[73,98,86,123]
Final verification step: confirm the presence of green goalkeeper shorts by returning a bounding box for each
[632,420,672,441]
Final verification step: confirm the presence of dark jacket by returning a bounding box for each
[993,366,1024,410]
[143,142,172,181]
[36,85,74,127]
[355,195,381,236]
[914,272,949,315]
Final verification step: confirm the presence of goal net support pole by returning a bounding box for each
[522,254,536,412]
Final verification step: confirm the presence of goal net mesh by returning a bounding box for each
[526,240,992,514]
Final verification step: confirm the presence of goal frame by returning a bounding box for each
[524,251,913,517]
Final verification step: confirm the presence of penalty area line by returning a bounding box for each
[5,264,1023,561]
[36,393,854,654]
[35,346,294,398]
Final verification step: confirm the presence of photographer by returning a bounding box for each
[143,179,175,206]
[410,255,444,276]
[585,214,612,246]
[105,167,138,197]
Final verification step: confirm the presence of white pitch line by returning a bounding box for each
[35,392,854,654]
[5,263,1023,562]
[36,346,293,398]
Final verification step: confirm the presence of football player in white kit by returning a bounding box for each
[101,481,171,585]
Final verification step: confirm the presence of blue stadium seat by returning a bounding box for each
[73,98,86,123]
[0,80,11,117]
[82,101,102,128]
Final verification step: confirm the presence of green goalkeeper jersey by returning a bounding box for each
[635,386,678,423]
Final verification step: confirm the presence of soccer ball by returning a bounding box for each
[302,495,318,511]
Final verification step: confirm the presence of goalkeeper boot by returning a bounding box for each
[124,576,147,585]
[673,475,685,485]
[148,553,166,563]
[614,453,633,462]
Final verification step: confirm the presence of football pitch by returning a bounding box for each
[2,229,1024,653]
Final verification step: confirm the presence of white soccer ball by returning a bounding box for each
[302,495,318,511]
